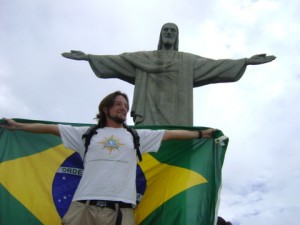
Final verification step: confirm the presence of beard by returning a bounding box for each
[107,111,126,124]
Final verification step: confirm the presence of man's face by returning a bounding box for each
[161,23,178,47]
[106,95,129,124]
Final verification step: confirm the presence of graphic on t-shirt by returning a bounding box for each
[99,135,124,154]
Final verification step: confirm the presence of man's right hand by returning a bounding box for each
[0,118,18,130]
[61,50,89,60]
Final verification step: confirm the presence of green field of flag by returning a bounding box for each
[0,119,228,225]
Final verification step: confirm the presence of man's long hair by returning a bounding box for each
[157,22,179,51]
[96,91,129,127]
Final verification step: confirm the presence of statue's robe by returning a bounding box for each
[88,50,247,126]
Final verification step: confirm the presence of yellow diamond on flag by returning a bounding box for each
[0,144,73,225]
[135,153,208,223]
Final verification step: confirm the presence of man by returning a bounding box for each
[62,23,276,126]
[1,91,216,225]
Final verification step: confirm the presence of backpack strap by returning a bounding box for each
[125,126,142,162]
[82,125,142,162]
[82,125,99,159]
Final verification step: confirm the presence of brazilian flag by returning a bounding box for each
[0,119,228,225]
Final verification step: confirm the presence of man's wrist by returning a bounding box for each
[197,130,202,139]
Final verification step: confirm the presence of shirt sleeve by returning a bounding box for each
[58,124,89,157]
[193,57,247,87]
[137,129,165,153]
[88,54,136,84]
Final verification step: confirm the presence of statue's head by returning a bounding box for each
[158,23,179,51]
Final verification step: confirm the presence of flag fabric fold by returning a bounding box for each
[0,119,228,225]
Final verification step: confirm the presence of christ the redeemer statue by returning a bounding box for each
[62,23,276,126]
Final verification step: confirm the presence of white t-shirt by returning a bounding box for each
[58,125,165,205]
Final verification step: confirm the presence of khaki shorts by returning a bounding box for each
[62,201,135,225]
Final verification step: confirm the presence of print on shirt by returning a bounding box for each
[99,135,124,154]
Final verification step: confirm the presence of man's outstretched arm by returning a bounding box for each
[0,119,60,136]
[162,128,217,141]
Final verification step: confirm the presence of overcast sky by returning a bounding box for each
[1,0,299,224]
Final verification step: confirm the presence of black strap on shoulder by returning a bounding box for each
[82,124,142,162]
[125,126,142,162]
[82,125,99,158]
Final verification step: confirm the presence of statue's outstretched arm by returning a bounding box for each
[61,50,89,61]
[246,54,276,65]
